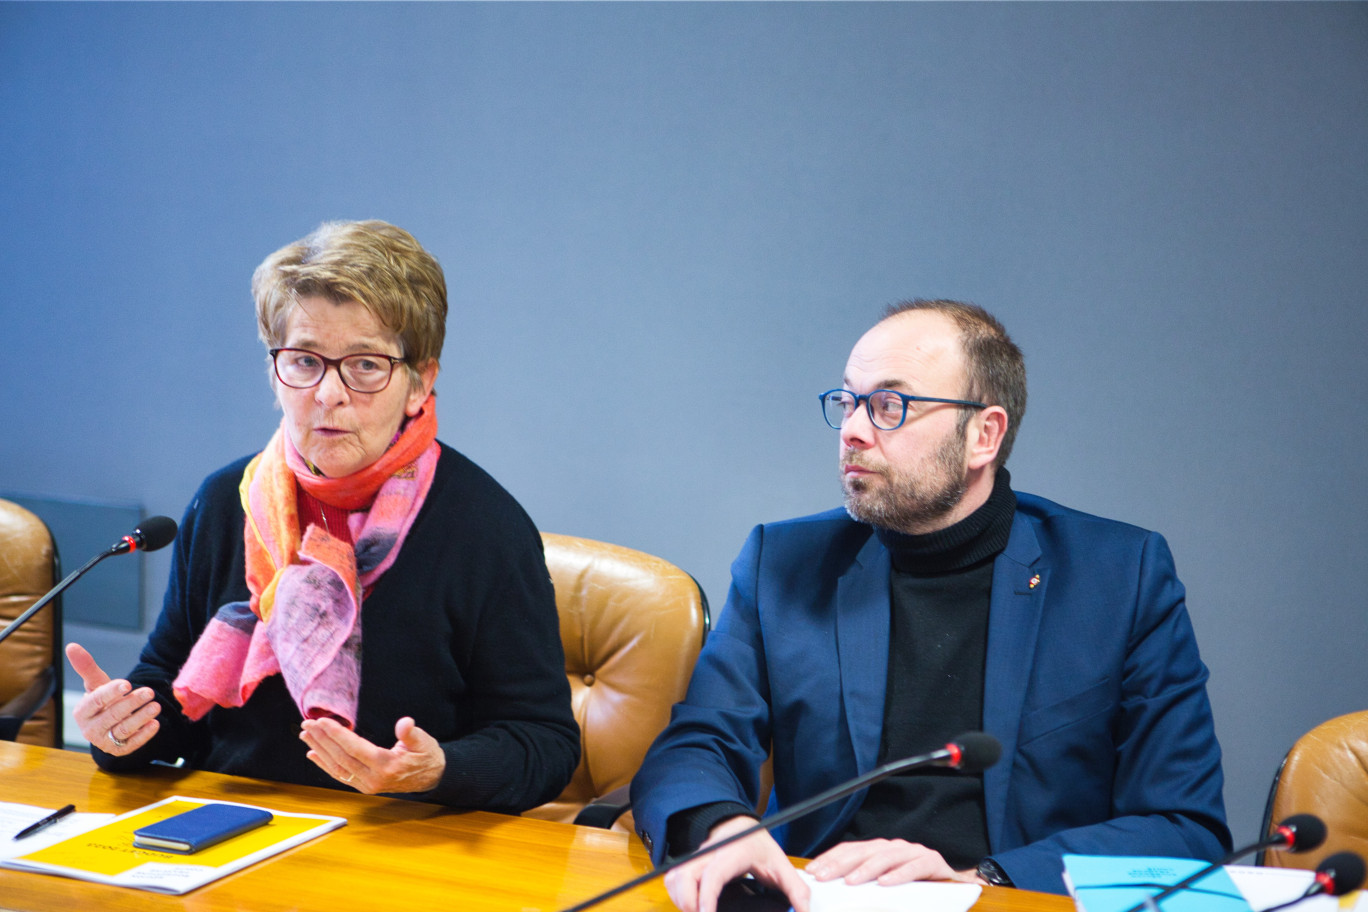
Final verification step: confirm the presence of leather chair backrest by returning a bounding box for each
[526,533,708,826]
[1262,710,1368,870]
[0,499,62,746]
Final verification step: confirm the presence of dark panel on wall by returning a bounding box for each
[1,494,143,630]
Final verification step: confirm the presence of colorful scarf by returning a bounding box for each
[172,395,439,728]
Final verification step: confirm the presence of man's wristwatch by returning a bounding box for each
[976,858,1014,887]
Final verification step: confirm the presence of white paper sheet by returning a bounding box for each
[1227,865,1367,912]
[800,870,983,912]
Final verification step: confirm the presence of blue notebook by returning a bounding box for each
[1063,855,1253,912]
[132,803,273,854]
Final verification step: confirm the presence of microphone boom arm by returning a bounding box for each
[0,516,179,647]
[0,550,109,647]
[559,741,988,912]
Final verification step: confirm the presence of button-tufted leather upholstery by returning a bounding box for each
[525,533,709,830]
[1260,710,1368,869]
[0,499,63,746]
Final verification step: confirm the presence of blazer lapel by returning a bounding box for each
[835,532,892,779]
[982,511,1047,851]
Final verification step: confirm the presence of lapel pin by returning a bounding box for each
[1028,573,1041,590]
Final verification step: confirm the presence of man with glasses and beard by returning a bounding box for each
[631,300,1230,911]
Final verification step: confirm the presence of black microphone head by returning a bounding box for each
[1316,852,1366,896]
[1276,814,1327,853]
[114,515,179,554]
[134,516,178,551]
[948,732,1001,773]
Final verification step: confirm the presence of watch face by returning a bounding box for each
[978,859,1012,886]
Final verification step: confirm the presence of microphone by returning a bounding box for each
[1308,852,1366,898]
[1121,814,1326,912]
[558,732,1002,912]
[0,516,178,646]
[1259,852,1367,912]
[110,515,178,554]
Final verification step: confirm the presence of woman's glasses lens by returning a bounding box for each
[273,349,397,393]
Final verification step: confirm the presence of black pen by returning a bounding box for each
[13,804,76,840]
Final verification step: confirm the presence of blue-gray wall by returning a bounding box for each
[3,2,1365,846]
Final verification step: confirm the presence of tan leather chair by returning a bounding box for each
[1260,710,1368,869]
[526,533,709,830]
[0,499,63,746]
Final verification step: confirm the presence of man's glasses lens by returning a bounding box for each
[822,391,856,429]
[820,390,909,430]
[822,388,987,431]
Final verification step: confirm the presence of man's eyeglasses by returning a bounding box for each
[819,388,987,431]
[270,348,408,394]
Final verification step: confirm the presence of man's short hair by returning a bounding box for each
[253,220,448,389]
[880,299,1026,469]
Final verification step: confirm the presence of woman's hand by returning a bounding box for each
[66,642,161,756]
[300,716,445,795]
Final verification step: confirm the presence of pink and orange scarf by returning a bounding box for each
[172,396,439,728]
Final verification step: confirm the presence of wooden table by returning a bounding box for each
[0,742,1073,912]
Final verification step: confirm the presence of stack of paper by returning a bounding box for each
[1065,855,1368,912]
[1064,855,1252,912]
[1,796,344,895]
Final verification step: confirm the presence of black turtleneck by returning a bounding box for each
[840,470,1017,869]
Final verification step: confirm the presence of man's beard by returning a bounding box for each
[842,428,969,534]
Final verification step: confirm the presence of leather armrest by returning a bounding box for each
[0,666,56,742]
[573,785,631,829]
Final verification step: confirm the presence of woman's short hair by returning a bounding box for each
[253,220,447,387]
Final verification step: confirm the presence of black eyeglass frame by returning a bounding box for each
[819,388,988,431]
[269,348,409,394]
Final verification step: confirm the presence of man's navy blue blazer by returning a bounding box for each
[631,492,1231,894]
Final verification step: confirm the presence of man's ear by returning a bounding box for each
[966,405,1008,471]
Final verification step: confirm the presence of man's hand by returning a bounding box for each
[299,716,445,795]
[805,838,983,886]
[67,642,161,756]
[663,816,812,912]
